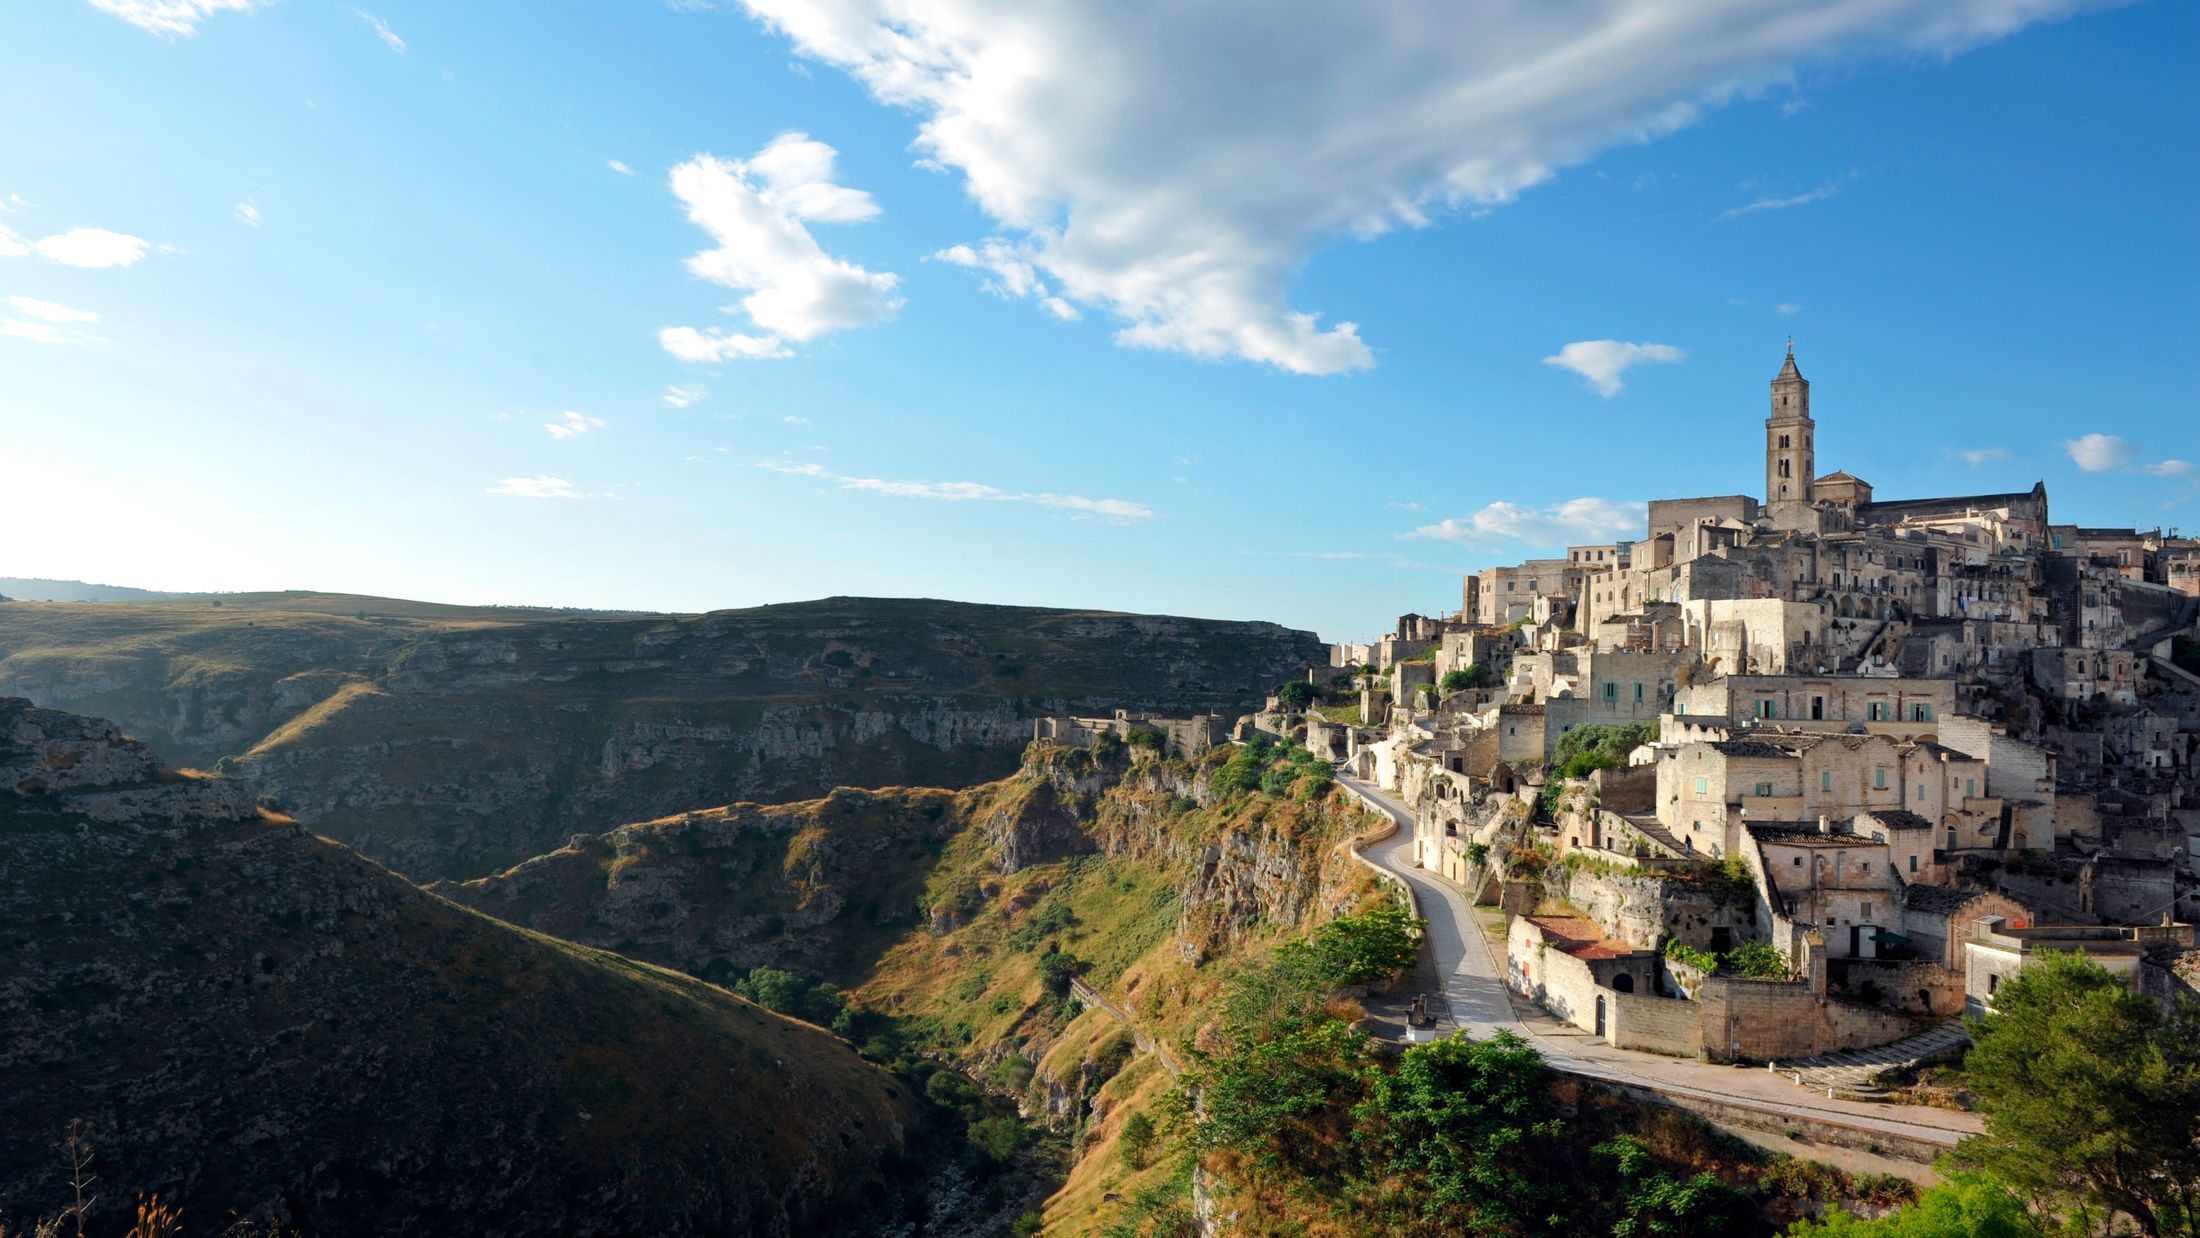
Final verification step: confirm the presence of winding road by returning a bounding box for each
[1341,773,1983,1152]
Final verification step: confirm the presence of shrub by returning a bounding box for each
[1119,1111,1158,1170]
[1275,681,1318,711]
[1440,664,1492,693]
[1126,727,1165,750]
[967,1114,1026,1164]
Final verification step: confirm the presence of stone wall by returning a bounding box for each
[1827,957,1967,1017]
[1695,977,1922,1062]
[1609,991,1707,1058]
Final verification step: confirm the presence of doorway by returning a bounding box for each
[1595,995,1607,1038]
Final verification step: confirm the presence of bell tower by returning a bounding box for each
[1766,343,1813,513]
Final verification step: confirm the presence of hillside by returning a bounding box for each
[0,594,1323,880]
[0,698,923,1236]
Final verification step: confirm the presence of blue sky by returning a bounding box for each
[1,0,2193,640]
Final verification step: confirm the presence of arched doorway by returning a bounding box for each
[1613,973,1635,994]
[1594,994,1607,1038]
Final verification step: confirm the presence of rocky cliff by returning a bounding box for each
[0,698,923,1236]
[0,594,1323,880]
[438,741,1384,994]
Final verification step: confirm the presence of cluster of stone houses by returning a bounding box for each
[1320,349,2200,1061]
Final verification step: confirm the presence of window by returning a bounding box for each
[1634,683,1644,703]
[1793,856,1803,867]
[1911,703,1933,722]
[1821,771,1833,792]
[1874,767,1887,790]
[1603,682,1617,702]
[1675,702,1688,716]
[1908,855,1918,873]
[1693,777,1708,795]
[1759,700,1777,718]
[1966,778,1977,798]
[1755,781,1773,797]
[1779,434,1791,448]
[1917,784,1927,801]
[1868,702,1889,722]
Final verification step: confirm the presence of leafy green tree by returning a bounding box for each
[1352,1030,1570,1234]
[1275,680,1318,711]
[1598,1134,1755,1237]
[1785,1175,2044,1237]
[1441,664,1493,693]
[1309,904,1425,987]
[1119,1111,1158,1171]
[1722,941,1792,979]
[1954,951,2200,1237]
[1183,1013,1371,1177]
[1547,721,1659,780]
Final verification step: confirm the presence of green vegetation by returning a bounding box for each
[1663,938,1719,972]
[1787,1176,2044,1237]
[1212,736,1335,801]
[1308,903,1425,986]
[1662,937,1792,980]
[1949,951,2200,1237]
[1441,664,1493,693]
[1548,721,1660,780]
[1275,680,1319,711]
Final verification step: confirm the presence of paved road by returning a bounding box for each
[1340,774,1982,1149]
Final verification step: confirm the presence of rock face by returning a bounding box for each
[0,595,1323,880]
[442,742,1380,989]
[0,699,920,1236]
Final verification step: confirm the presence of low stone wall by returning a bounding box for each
[1697,976,1923,1062]
[1609,991,1705,1058]
[1591,1081,1956,1166]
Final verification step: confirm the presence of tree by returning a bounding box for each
[1276,680,1318,711]
[1183,1013,1371,1178]
[1954,951,2200,1237]
[968,1114,1026,1164]
[1785,1175,2044,1238]
[1440,664,1492,693]
[1309,905,1425,987]
[1598,1134,1755,1237]
[1352,1030,1570,1233]
[1119,1111,1158,1171]
[1547,721,1658,780]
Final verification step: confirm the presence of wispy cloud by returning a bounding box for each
[1957,446,2011,468]
[931,240,1082,323]
[2066,433,2191,477]
[1718,181,1842,221]
[1775,302,1802,316]
[607,159,635,176]
[233,200,262,228]
[544,411,605,440]
[1541,340,1684,398]
[1,296,101,345]
[1406,497,1645,547]
[756,460,1151,521]
[487,475,601,499]
[781,414,810,425]
[354,9,406,52]
[88,0,267,37]
[663,383,708,409]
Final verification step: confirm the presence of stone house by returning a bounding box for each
[1962,916,2196,1017]
[1507,914,1659,1038]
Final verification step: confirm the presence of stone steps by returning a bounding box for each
[1778,1023,1971,1096]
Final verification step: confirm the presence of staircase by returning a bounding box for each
[1777,1022,1971,1099]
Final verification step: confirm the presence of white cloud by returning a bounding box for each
[608,159,635,176]
[7,296,99,324]
[487,476,588,498]
[544,411,604,440]
[87,0,267,37]
[0,320,68,344]
[782,414,810,424]
[663,383,708,408]
[1775,302,1802,316]
[2064,433,2191,478]
[756,459,1151,521]
[931,238,1080,322]
[660,134,899,361]
[1718,182,1842,221]
[17,227,153,268]
[1,296,101,345]
[1540,340,1684,397]
[354,9,406,52]
[234,200,262,228]
[1407,497,1645,547]
[1958,446,2011,467]
[731,0,2101,375]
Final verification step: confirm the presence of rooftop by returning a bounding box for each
[1747,823,1885,848]
[1866,809,1936,832]
[1521,914,1644,960]
[1900,883,1996,914]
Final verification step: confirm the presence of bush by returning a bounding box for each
[967,1114,1026,1164]
[1546,721,1658,780]
[1723,940,1791,979]
[1126,727,1165,750]
[1440,664,1493,692]
[1309,905,1424,987]
[1275,681,1318,711]
[1037,948,1082,999]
